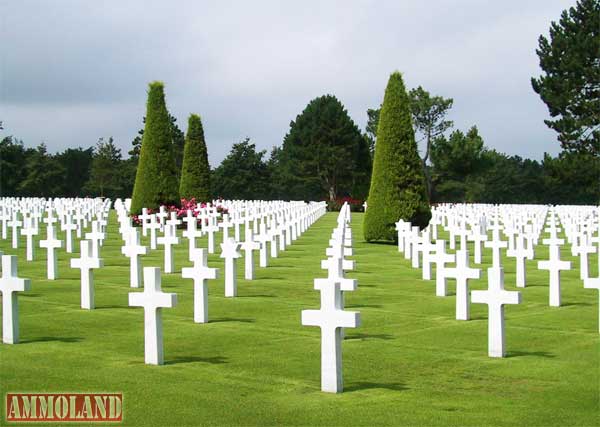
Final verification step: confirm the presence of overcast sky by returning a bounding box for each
[1,1,573,165]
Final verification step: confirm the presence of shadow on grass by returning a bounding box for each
[561,302,592,307]
[345,381,408,392]
[210,317,255,324]
[506,350,555,358]
[346,304,383,309]
[239,294,276,298]
[21,336,83,344]
[96,305,131,310]
[345,333,394,341]
[165,356,228,365]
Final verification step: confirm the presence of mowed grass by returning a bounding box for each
[0,212,598,426]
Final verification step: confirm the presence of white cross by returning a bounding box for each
[421,239,436,281]
[0,255,31,344]
[220,238,242,297]
[219,214,233,242]
[182,216,203,262]
[255,223,270,268]
[538,246,571,307]
[157,226,180,274]
[484,238,508,268]
[182,248,218,323]
[85,221,105,258]
[471,267,521,357]
[129,267,177,365]
[269,227,280,258]
[301,279,361,393]
[506,234,531,288]
[445,249,481,320]
[241,229,261,280]
[468,226,487,264]
[121,228,148,288]
[583,277,600,333]
[320,255,357,292]
[8,214,22,249]
[21,218,38,261]
[147,215,161,250]
[204,218,219,254]
[574,242,595,280]
[70,240,103,309]
[61,216,77,253]
[156,206,169,230]
[165,212,181,233]
[138,208,152,237]
[432,240,455,297]
[40,224,62,280]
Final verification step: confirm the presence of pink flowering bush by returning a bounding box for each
[131,198,229,227]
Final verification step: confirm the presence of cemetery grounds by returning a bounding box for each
[0,212,597,426]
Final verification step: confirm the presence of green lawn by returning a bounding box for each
[0,212,598,426]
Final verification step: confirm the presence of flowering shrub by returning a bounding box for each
[326,196,364,212]
[131,198,229,227]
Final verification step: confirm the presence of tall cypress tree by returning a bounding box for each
[179,114,211,201]
[364,72,431,242]
[130,81,179,214]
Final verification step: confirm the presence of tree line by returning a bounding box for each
[1,0,598,206]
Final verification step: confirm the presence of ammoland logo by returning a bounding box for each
[6,393,122,422]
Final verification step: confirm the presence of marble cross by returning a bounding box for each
[21,218,38,261]
[241,229,261,280]
[583,277,600,333]
[506,234,531,288]
[468,226,487,264]
[61,216,77,253]
[9,214,22,249]
[432,240,455,297]
[129,267,177,365]
[70,240,103,309]
[39,224,63,280]
[538,245,571,307]
[138,208,152,237]
[147,215,161,250]
[182,215,203,262]
[301,278,361,393]
[182,248,218,323]
[484,238,508,268]
[157,225,180,274]
[220,238,242,297]
[204,218,219,254]
[85,221,105,258]
[471,267,521,357]
[574,242,595,280]
[121,228,148,288]
[255,223,270,268]
[0,255,31,344]
[445,249,481,320]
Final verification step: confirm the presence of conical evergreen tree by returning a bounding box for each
[179,114,211,201]
[130,81,180,214]
[364,72,431,241]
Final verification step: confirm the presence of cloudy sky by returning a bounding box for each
[1,1,573,165]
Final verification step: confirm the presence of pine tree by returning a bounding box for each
[130,82,179,214]
[364,72,431,242]
[179,114,211,201]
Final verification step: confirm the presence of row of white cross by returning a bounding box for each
[395,203,600,358]
[302,202,360,393]
[0,198,329,371]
